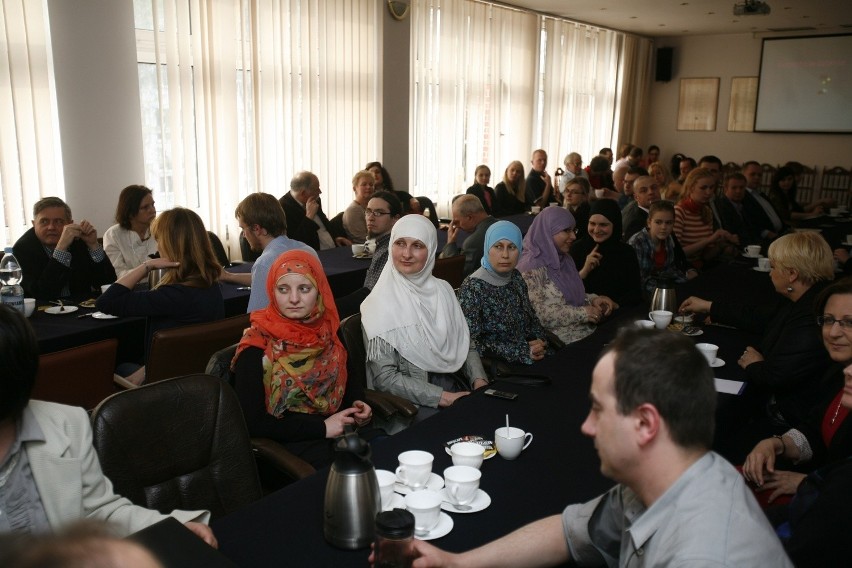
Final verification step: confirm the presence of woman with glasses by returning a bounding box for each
[562,177,591,236]
[680,232,834,438]
[741,279,852,510]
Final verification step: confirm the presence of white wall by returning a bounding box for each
[645,33,852,172]
[46,0,144,233]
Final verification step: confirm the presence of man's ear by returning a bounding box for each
[633,403,661,447]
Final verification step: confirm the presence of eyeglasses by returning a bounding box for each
[567,190,587,196]
[365,209,390,217]
[817,315,852,329]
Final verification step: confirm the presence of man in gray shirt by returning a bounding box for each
[401,328,792,567]
[439,195,497,278]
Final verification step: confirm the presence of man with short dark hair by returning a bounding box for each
[220,193,316,312]
[621,175,660,241]
[712,172,762,246]
[279,171,350,251]
[13,197,116,300]
[742,160,784,240]
[698,155,723,189]
[440,195,498,277]
[362,191,402,290]
[399,329,792,567]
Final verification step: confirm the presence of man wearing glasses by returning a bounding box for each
[439,195,497,278]
[363,191,403,290]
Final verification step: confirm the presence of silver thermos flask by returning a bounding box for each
[323,426,380,549]
[650,278,678,314]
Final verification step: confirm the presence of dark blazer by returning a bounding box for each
[743,189,783,236]
[279,192,338,251]
[710,282,832,427]
[567,202,591,238]
[713,196,761,246]
[493,183,530,217]
[620,201,647,242]
[13,228,116,300]
[465,184,496,215]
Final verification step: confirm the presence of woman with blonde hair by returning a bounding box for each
[493,161,531,217]
[674,167,737,268]
[681,231,835,436]
[648,162,674,199]
[97,207,225,384]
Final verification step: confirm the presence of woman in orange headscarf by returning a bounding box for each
[232,250,372,467]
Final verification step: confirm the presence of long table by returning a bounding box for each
[211,267,763,566]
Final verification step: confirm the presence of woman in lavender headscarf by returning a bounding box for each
[517,207,618,345]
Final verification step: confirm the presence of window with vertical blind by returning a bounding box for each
[0,0,64,247]
[411,0,646,215]
[133,0,380,252]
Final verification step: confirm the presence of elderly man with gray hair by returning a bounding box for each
[279,171,350,251]
[439,194,498,278]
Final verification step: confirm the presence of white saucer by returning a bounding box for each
[395,472,444,495]
[674,315,694,324]
[752,266,771,273]
[382,493,404,511]
[682,328,703,337]
[439,488,491,514]
[415,512,454,540]
[45,305,78,315]
[91,311,118,319]
[710,358,725,368]
[741,253,761,259]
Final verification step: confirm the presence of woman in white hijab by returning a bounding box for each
[361,215,488,427]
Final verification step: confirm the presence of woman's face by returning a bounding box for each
[369,166,383,186]
[507,164,523,184]
[552,227,576,255]
[767,258,791,295]
[274,273,319,320]
[475,168,491,186]
[488,239,520,274]
[564,183,587,207]
[392,237,429,276]
[779,176,794,191]
[648,211,674,242]
[822,294,852,364]
[647,149,660,163]
[588,214,613,243]
[689,176,716,204]
[354,175,375,203]
[652,167,666,185]
[131,194,157,226]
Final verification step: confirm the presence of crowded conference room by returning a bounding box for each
[2,0,852,566]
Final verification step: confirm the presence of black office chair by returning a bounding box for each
[91,374,263,519]
[207,231,230,266]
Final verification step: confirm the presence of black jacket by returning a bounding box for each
[279,192,339,251]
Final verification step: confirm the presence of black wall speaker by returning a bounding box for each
[655,47,673,82]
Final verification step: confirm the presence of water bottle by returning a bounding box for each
[0,247,24,314]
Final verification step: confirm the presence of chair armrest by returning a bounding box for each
[363,391,398,419]
[250,437,316,480]
[366,389,418,419]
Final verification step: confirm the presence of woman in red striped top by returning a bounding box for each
[674,167,737,268]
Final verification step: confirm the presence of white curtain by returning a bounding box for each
[136,0,380,254]
[613,34,654,149]
[0,0,63,247]
[411,0,537,215]
[537,18,622,171]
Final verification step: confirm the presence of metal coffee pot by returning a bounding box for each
[324,426,380,549]
[650,278,677,314]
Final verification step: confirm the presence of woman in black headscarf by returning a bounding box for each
[570,199,643,307]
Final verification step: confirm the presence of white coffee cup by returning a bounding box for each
[594,188,606,198]
[351,243,366,255]
[494,426,533,460]
[758,257,771,270]
[531,205,541,214]
[395,450,433,489]
[634,319,654,329]
[744,245,760,257]
[100,284,112,294]
[450,442,485,469]
[648,310,673,329]
[443,465,481,506]
[23,298,36,318]
[404,490,442,536]
[696,343,718,365]
[375,469,397,510]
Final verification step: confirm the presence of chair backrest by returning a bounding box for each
[760,163,776,192]
[327,211,345,238]
[91,374,262,519]
[32,339,118,411]
[820,166,852,207]
[146,313,250,384]
[338,313,368,391]
[207,231,230,266]
[432,254,466,289]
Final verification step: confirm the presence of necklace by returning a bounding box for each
[831,397,844,425]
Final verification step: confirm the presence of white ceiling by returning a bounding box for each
[503,0,852,37]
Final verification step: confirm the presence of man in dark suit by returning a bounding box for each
[742,161,784,241]
[279,171,350,251]
[621,175,660,241]
[13,197,116,300]
[712,172,762,246]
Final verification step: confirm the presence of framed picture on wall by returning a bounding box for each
[677,78,720,131]
[728,77,758,132]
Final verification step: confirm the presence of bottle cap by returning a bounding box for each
[375,509,414,539]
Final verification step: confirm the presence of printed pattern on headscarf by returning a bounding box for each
[516,207,586,306]
[361,215,471,373]
[234,250,347,417]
